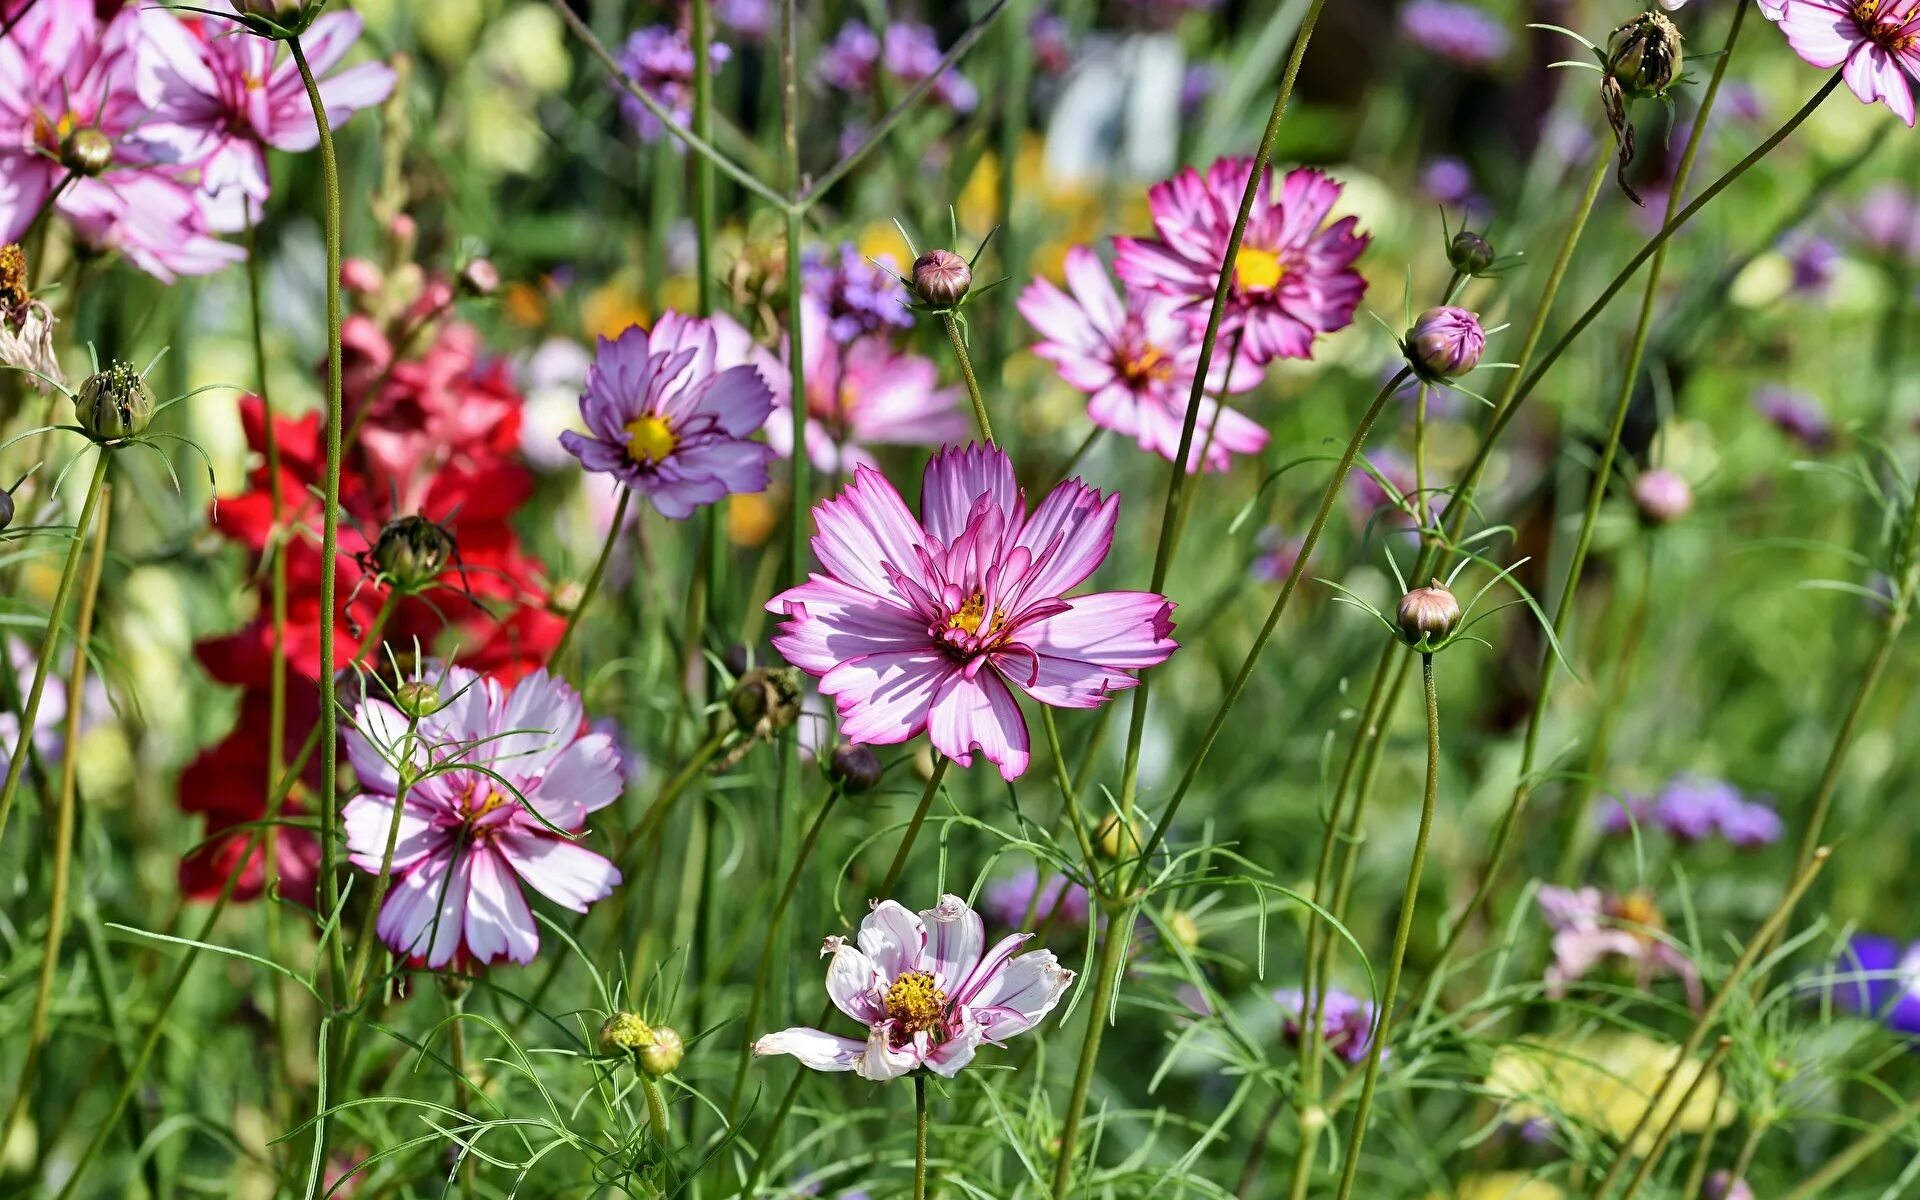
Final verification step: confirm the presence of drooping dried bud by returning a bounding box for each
[1632,469,1692,525]
[729,666,803,734]
[372,515,455,589]
[826,743,883,794]
[394,679,444,720]
[74,360,155,442]
[1446,230,1495,276]
[459,258,500,298]
[638,1025,684,1077]
[1607,12,1683,99]
[59,128,113,178]
[0,244,27,324]
[1395,579,1462,647]
[1406,306,1485,380]
[911,249,972,307]
[1096,813,1142,862]
[598,1011,654,1056]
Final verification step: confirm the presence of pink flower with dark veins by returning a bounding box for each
[753,894,1074,1078]
[1764,0,1920,125]
[1019,246,1267,473]
[1114,158,1369,365]
[767,443,1178,780]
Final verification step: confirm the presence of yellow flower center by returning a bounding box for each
[624,414,679,464]
[883,970,947,1034]
[947,593,1006,638]
[1123,346,1174,386]
[464,785,512,820]
[1234,247,1285,293]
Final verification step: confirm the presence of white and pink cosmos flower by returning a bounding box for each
[342,669,624,969]
[754,894,1074,1079]
[1763,0,1920,126]
[1114,159,1368,365]
[135,6,397,230]
[767,443,1178,780]
[1019,246,1267,473]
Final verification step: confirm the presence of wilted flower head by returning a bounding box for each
[1273,987,1379,1064]
[1537,885,1701,1007]
[74,359,156,442]
[825,742,884,794]
[767,443,1178,780]
[1764,0,1920,125]
[1754,386,1832,447]
[1399,1,1512,70]
[1115,160,1368,365]
[754,894,1074,1078]
[1406,306,1485,380]
[370,514,455,591]
[1607,12,1684,99]
[613,25,731,144]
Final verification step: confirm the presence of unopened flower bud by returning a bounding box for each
[1703,1172,1754,1200]
[1407,306,1485,380]
[59,128,113,178]
[729,666,803,733]
[1632,469,1692,525]
[341,258,384,296]
[233,0,322,35]
[911,249,971,307]
[1095,813,1142,861]
[1167,910,1202,950]
[1607,12,1683,98]
[394,679,443,719]
[826,743,883,794]
[372,515,455,589]
[1447,230,1496,276]
[639,1025,684,1076]
[1396,579,1461,647]
[74,360,155,442]
[460,258,500,298]
[598,1011,654,1055]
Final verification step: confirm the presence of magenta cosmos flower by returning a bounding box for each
[1019,246,1267,473]
[1765,0,1920,125]
[1114,159,1369,365]
[1536,885,1701,1008]
[342,669,624,968]
[135,6,396,231]
[560,315,778,519]
[754,894,1074,1078]
[767,444,1178,780]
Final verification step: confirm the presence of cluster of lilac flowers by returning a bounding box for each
[801,245,915,343]
[613,24,731,144]
[815,21,978,114]
[1595,776,1784,849]
[0,0,393,280]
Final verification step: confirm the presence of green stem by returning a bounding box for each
[941,312,994,443]
[1328,652,1440,1200]
[0,449,108,846]
[781,0,808,597]
[914,1072,931,1200]
[642,1072,672,1140]
[620,727,729,864]
[1607,1038,1735,1200]
[1048,894,1133,1198]
[343,715,422,1005]
[692,0,716,314]
[1778,1093,1920,1200]
[0,488,109,1147]
[549,487,632,674]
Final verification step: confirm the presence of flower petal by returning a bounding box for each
[754,1026,866,1072]
[496,832,622,913]
[921,893,985,990]
[858,899,928,979]
[463,845,539,965]
[927,669,1031,780]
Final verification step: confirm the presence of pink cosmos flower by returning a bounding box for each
[753,893,1074,1078]
[1114,159,1369,365]
[0,0,240,280]
[560,314,778,519]
[136,6,397,230]
[767,443,1178,780]
[342,668,624,969]
[1019,246,1268,473]
[1536,885,1701,1009]
[1765,0,1920,126]
[768,298,971,473]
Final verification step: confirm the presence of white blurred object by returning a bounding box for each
[1043,33,1185,185]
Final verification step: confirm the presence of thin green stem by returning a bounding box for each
[914,1072,930,1200]
[0,448,108,846]
[642,1072,672,1141]
[343,715,422,1005]
[1048,894,1134,1199]
[1328,652,1440,1200]
[1607,1038,1735,1200]
[1778,1093,1920,1200]
[941,312,994,443]
[692,0,716,313]
[781,0,808,601]
[550,487,632,674]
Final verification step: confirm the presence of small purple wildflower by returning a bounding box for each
[1718,797,1784,849]
[1594,793,1654,837]
[1849,185,1920,265]
[1272,988,1378,1064]
[801,244,914,343]
[982,868,1091,931]
[715,0,771,39]
[1252,527,1303,585]
[1399,0,1512,70]
[1652,775,1742,842]
[1419,156,1489,216]
[1754,385,1833,448]
[1830,934,1920,1036]
[816,21,978,114]
[1783,233,1842,297]
[614,26,731,145]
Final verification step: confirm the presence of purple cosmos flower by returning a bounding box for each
[1180,64,1219,119]
[816,21,976,114]
[342,669,624,968]
[1537,885,1701,1007]
[769,300,969,473]
[613,25,731,144]
[1115,160,1369,365]
[982,868,1090,931]
[1419,155,1485,212]
[1764,0,1920,125]
[1782,233,1843,298]
[801,243,914,343]
[1399,0,1512,70]
[1849,185,1920,263]
[1755,386,1834,447]
[1019,246,1268,473]
[1717,798,1784,849]
[1830,934,1920,1035]
[1652,775,1743,842]
[767,443,1179,780]
[1272,987,1378,1065]
[753,893,1074,1078]
[0,0,241,280]
[1252,527,1303,585]
[560,313,777,520]
[135,6,396,230]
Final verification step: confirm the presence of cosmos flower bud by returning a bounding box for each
[1096,813,1143,861]
[1167,911,1202,950]
[638,1025,684,1077]
[74,361,155,442]
[1607,12,1683,99]
[598,1011,654,1056]
[826,743,883,794]
[911,249,972,307]
[372,515,455,589]
[459,258,500,298]
[1447,230,1496,276]
[1406,306,1485,380]
[394,679,444,720]
[729,666,803,734]
[1632,469,1692,525]
[232,0,324,35]
[1396,579,1461,647]
[59,128,113,178]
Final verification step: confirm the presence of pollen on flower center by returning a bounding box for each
[1122,346,1174,386]
[1234,247,1286,293]
[463,784,512,821]
[883,970,947,1034]
[624,414,679,464]
[946,593,1005,638]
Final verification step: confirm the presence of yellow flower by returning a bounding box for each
[1485,1032,1732,1154]
[583,283,650,341]
[1434,1172,1566,1200]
